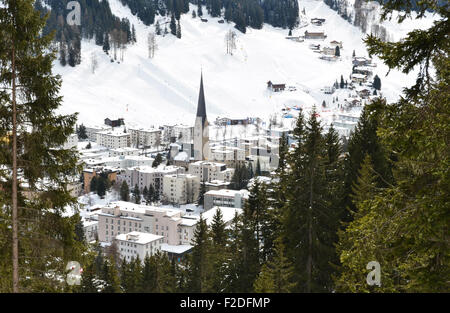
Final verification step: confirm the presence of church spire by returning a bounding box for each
[196,72,207,122]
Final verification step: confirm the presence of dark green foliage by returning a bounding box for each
[280,109,344,292]
[170,14,177,36]
[335,45,340,56]
[77,124,88,140]
[132,184,140,204]
[152,153,163,168]
[0,0,88,291]
[120,181,130,201]
[373,74,381,90]
[198,180,206,206]
[187,216,212,292]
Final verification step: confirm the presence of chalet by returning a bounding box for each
[330,40,343,49]
[304,30,327,40]
[353,66,373,77]
[356,87,372,99]
[351,73,367,84]
[322,46,336,56]
[286,36,304,42]
[104,118,124,127]
[311,18,326,26]
[323,86,336,94]
[267,81,286,92]
[218,19,224,24]
[319,55,337,62]
[201,18,208,23]
[352,57,372,66]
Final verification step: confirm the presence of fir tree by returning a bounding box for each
[120,181,130,202]
[152,153,163,168]
[102,257,121,293]
[254,239,297,293]
[176,20,182,39]
[132,184,141,204]
[187,216,212,292]
[170,14,177,36]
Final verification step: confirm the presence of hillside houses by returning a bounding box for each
[304,30,327,40]
[267,81,286,92]
[311,18,326,26]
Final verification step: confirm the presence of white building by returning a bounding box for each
[109,147,140,157]
[117,165,185,194]
[85,125,112,142]
[204,189,249,211]
[129,127,162,148]
[116,231,164,262]
[96,129,131,149]
[97,202,197,246]
[162,174,200,205]
[62,134,78,150]
[188,161,234,183]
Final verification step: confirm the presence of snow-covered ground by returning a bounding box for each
[54,0,436,129]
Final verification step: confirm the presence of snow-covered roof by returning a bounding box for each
[202,207,243,226]
[160,243,193,254]
[174,151,189,161]
[116,231,163,244]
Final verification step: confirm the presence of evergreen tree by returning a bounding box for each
[77,124,88,140]
[335,45,340,57]
[192,9,197,18]
[152,153,163,168]
[187,216,212,292]
[198,180,206,206]
[197,3,203,17]
[170,14,177,36]
[340,75,345,88]
[132,184,141,204]
[102,257,121,293]
[103,33,110,54]
[176,20,182,39]
[155,20,162,35]
[373,74,381,90]
[254,239,297,293]
[281,109,341,292]
[120,181,130,202]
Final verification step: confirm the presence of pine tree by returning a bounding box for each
[80,260,99,293]
[209,208,228,292]
[155,20,162,35]
[198,180,206,206]
[192,9,197,18]
[102,257,121,293]
[281,109,340,292]
[152,153,163,168]
[120,181,130,201]
[197,3,203,17]
[170,14,177,36]
[132,184,141,204]
[187,216,212,292]
[335,45,340,57]
[254,239,297,293]
[340,75,345,88]
[176,20,182,39]
[373,74,381,90]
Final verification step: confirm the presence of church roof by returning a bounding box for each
[196,73,207,123]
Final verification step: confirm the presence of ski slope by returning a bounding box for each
[54,0,435,128]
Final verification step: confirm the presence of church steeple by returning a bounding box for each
[196,72,207,124]
[194,72,209,161]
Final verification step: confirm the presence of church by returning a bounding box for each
[193,73,209,161]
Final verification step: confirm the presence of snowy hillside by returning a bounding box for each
[54,0,435,128]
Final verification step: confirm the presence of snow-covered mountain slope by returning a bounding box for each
[54,0,435,128]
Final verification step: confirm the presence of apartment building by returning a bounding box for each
[129,127,162,148]
[204,189,249,211]
[97,201,198,246]
[96,129,131,149]
[162,124,194,144]
[210,146,246,167]
[85,124,112,142]
[116,231,164,262]
[62,134,78,150]
[188,161,234,183]
[117,165,185,194]
[162,174,200,205]
[109,147,140,157]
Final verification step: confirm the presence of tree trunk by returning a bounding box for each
[11,39,19,293]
